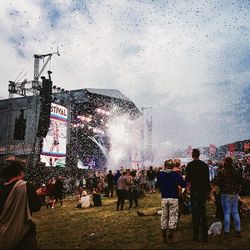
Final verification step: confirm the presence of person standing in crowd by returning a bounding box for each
[114,170,121,186]
[128,170,139,209]
[185,149,211,242]
[212,157,243,237]
[106,170,115,198]
[208,160,216,182]
[157,160,186,243]
[0,161,41,250]
[46,178,56,209]
[139,170,147,191]
[54,176,64,207]
[116,171,129,211]
[147,166,156,193]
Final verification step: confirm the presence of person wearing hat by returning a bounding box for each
[76,190,91,209]
[0,160,41,249]
[212,157,243,237]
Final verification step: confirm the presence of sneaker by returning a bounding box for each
[223,232,230,238]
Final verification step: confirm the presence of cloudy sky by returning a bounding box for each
[0,0,250,155]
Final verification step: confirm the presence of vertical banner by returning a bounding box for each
[209,144,217,157]
[228,143,235,157]
[187,146,192,157]
[40,103,68,167]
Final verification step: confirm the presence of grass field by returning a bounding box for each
[33,193,250,249]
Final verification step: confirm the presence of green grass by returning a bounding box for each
[33,193,250,249]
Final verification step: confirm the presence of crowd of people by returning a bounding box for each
[0,152,250,248]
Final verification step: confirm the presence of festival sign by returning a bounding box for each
[40,103,68,167]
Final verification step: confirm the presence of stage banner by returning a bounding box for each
[209,144,217,156]
[244,143,250,152]
[228,143,235,156]
[187,146,193,157]
[40,103,68,167]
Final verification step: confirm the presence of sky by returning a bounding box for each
[0,0,250,159]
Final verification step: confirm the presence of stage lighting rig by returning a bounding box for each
[77,115,92,123]
[96,108,110,116]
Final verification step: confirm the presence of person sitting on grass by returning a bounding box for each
[92,190,102,207]
[76,191,91,209]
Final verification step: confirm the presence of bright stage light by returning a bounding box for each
[77,115,92,123]
[73,123,80,128]
[96,108,110,116]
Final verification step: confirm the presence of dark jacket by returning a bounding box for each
[185,159,211,194]
[213,164,243,194]
[107,173,115,187]
[157,170,186,199]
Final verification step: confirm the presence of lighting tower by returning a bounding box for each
[8,48,60,98]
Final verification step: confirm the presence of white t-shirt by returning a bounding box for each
[80,195,91,208]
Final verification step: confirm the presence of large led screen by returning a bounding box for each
[40,103,68,167]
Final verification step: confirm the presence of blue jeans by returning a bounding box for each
[221,194,241,233]
[149,180,155,190]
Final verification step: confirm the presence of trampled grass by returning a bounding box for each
[33,193,250,249]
